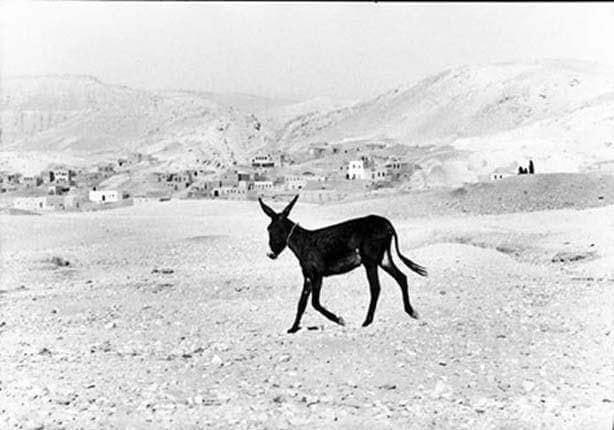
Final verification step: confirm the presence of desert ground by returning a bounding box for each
[1,182,613,429]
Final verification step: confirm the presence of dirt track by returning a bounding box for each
[1,199,612,429]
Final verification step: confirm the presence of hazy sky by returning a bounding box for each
[3,2,614,100]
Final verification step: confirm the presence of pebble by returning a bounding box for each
[210,355,223,366]
[431,381,453,399]
[522,380,535,392]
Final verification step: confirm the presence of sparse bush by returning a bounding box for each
[451,186,467,196]
[529,160,535,174]
[50,256,70,267]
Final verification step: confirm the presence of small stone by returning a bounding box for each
[38,347,52,356]
[210,355,223,366]
[379,384,397,390]
[522,381,535,392]
[50,256,70,267]
[431,381,452,399]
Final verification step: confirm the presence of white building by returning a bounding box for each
[285,175,307,190]
[347,160,368,180]
[253,181,274,192]
[214,186,248,199]
[12,195,71,211]
[13,196,48,211]
[89,189,119,203]
[490,171,513,181]
[587,160,614,173]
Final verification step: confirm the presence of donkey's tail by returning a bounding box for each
[391,226,428,277]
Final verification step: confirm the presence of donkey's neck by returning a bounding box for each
[285,219,310,259]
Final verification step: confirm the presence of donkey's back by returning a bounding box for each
[312,214,393,242]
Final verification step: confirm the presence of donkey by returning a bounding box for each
[259,195,427,333]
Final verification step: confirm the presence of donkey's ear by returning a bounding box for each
[281,194,299,218]
[259,198,277,219]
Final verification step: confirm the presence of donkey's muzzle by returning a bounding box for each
[267,251,279,260]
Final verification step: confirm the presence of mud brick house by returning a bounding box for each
[163,171,194,190]
[368,166,389,182]
[308,144,329,158]
[48,184,71,195]
[97,163,116,178]
[284,175,307,190]
[0,172,20,192]
[21,175,42,188]
[217,170,241,187]
[250,154,275,169]
[50,167,76,185]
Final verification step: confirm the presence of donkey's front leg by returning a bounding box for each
[288,278,312,333]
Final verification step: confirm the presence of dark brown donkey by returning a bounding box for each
[259,195,427,333]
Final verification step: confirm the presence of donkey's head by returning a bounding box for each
[259,195,299,260]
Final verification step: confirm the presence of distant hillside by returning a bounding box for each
[0,75,276,172]
[166,90,297,116]
[2,60,614,187]
[276,60,614,185]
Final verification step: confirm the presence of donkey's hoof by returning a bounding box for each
[337,316,346,326]
[361,319,373,327]
[287,326,301,334]
[408,309,420,320]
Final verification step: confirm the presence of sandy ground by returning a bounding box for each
[0,198,612,429]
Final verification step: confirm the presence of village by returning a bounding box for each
[0,139,556,214]
[0,140,423,213]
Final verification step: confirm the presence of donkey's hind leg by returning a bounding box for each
[362,264,381,327]
[380,245,419,319]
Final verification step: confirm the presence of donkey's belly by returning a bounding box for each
[323,249,362,276]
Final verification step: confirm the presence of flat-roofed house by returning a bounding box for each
[368,166,389,182]
[250,154,275,169]
[347,160,368,180]
[13,196,48,211]
[284,175,306,190]
[89,189,119,203]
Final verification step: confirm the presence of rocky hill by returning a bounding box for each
[0,75,275,172]
[2,60,614,186]
[275,60,614,185]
